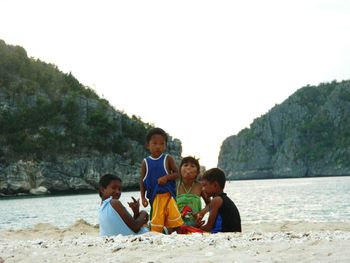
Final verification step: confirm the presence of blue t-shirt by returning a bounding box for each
[99,197,149,236]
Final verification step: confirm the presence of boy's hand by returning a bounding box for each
[195,219,205,228]
[140,210,149,223]
[128,197,140,215]
[195,211,205,221]
[157,175,168,185]
[141,197,148,207]
[195,213,205,227]
[193,212,203,221]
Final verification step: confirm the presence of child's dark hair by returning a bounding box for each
[180,156,200,174]
[146,127,168,143]
[98,174,122,197]
[202,168,226,189]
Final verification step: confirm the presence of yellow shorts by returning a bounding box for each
[150,192,183,232]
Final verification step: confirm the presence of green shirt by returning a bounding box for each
[176,192,202,226]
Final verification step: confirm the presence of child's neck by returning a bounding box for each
[181,179,195,194]
[212,190,223,197]
[182,178,195,188]
[102,195,118,201]
[150,152,163,158]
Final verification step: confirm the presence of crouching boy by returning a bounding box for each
[198,168,241,233]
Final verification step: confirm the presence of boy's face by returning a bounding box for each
[201,179,218,197]
[101,180,122,200]
[147,134,166,158]
[181,162,199,180]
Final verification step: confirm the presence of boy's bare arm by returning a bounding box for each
[200,196,223,232]
[112,199,148,233]
[193,186,211,222]
[202,191,211,206]
[140,160,148,207]
[158,155,179,185]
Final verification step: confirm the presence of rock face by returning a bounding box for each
[218,80,350,180]
[0,139,182,196]
[0,39,183,196]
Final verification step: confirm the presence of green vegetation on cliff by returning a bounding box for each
[219,80,350,179]
[0,39,153,163]
[295,82,350,163]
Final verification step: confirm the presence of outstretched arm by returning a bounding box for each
[111,199,148,233]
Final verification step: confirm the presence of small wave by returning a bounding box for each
[32,223,60,231]
[66,219,99,232]
[1,219,99,238]
[29,219,98,232]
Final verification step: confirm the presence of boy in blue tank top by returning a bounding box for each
[140,127,184,233]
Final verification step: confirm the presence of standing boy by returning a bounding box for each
[140,127,183,232]
[198,168,241,233]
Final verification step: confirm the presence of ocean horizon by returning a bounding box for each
[1,176,349,230]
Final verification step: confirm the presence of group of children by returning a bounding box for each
[98,127,241,236]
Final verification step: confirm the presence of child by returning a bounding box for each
[140,127,184,233]
[176,156,210,226]
[197,168,241,233]
[99,173,149,236]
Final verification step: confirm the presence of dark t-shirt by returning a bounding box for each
[213,192,241,233]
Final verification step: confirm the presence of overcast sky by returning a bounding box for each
[1,0,350,168]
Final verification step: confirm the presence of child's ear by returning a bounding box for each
[213,181,220,189]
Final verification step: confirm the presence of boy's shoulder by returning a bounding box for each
[110,198,122,209]
[211,192,233,206]
[192,181,203,192]
[210,195,224,208]
[219,192,234,202]
[165,153,174,160]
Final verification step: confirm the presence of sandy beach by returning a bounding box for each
[1,220,349,263]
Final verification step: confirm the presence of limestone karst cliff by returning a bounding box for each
[218,80,350,180]
[0,39,182,195]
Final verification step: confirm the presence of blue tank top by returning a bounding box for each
[99,197,149,236]
[143,153,176,204]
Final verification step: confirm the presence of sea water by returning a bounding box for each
[0,176,349,230]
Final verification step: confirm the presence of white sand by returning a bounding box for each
[1,220,350,263]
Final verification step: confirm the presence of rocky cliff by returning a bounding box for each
[0,39,182,196]
[218,80,350,180]
[0,141,181,196]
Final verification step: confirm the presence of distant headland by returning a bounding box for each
[219,80,350,180]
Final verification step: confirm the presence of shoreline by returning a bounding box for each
[1,220,349,263]
[227,174,350,181]
[0,190,98,200]
[1,175,349,198]
[0,187,141,199]
[2,219,350,232]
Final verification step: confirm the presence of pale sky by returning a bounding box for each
[1,0,350,168]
